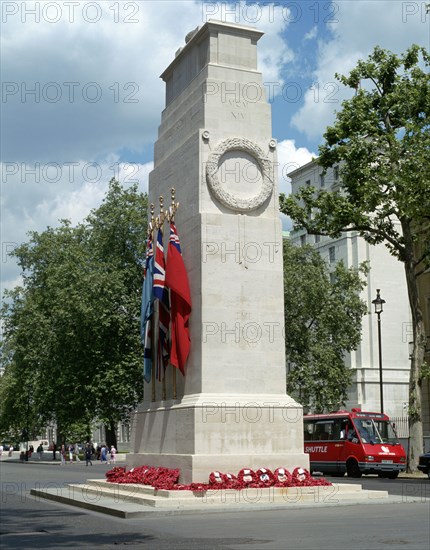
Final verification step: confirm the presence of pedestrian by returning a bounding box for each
[109,445,117,465]
[85,443,93,467]
[8,445,14,457]
[68,444,73,463]
[36,443,43,460]
[100,445,107,464]
[52,442,57,461]
[0,444,3,458]
[74,443,81,462]
[60,444,66,465]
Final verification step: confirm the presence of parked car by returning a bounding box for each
[417,452,430,478]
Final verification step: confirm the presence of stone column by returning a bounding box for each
[128,20,308,483]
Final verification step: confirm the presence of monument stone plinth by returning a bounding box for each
[128,20,308,483]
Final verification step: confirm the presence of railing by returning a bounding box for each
[390,416,409,438]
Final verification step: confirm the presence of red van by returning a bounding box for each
[304,409,406,479]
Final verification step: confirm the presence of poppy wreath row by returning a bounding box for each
[207,467,331,489]
[105,466,181,490]
[106,465,332,491]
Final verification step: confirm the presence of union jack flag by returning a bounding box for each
[153,228,166,299]
[153,228,170,379]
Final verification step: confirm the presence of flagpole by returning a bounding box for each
[150,204,157,402]
[153,212,162,401]
[170,187,180,400]
[159,196,168,401]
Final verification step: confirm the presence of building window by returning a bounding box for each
[333,166,339,181]
[300,235,306,247]
[329,246,336,263]
[315,234,320,244]
[330,272,336,284]
[319,174,325,187]
[305,179,311,186]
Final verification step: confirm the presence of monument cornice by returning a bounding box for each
[160,19,264,82]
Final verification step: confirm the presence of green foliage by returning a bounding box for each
[284,240,368,413]
[280,45,430,265]
[280,45,429,468]
[0,180,147,443]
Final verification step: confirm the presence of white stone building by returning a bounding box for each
[288,160,411,419]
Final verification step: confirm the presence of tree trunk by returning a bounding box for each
[105,420,117,449]
[402,222,425,472]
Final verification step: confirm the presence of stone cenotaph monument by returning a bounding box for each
[128,20,308,483]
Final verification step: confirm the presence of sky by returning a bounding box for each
[1,0,429,296]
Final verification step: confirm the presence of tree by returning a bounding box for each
[0,180,148,447]
[0,224,94,441]
[84,180,148,446]
[280,45,430,470]
[283,240,368,412]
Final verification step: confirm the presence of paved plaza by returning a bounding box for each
[1,458,429,549]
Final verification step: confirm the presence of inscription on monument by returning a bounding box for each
[229,99,248,120]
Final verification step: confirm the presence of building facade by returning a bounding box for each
[289,160,411,419]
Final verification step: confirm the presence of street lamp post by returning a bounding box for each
[372,289,386,414]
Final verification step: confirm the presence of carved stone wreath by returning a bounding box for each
[205,138,274,212]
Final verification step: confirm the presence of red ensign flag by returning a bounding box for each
[165,222,192,375]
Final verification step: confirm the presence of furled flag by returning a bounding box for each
[153,228,170,379]
[141,233,154,383]
[165,221,192,375]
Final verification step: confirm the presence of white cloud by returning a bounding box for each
[304,26,317,41]
[1,157,152,225]
[0,158,153,294]
[5,0,425,292]
[291,1,429,140]
[276,139,316,195]
[2,2,201,162]
[2,1,291,163]
[1,1,294,291]
[275,139,316,232]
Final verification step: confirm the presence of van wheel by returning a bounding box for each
[346,459,362,478]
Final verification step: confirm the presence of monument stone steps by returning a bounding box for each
[31,479,389,517]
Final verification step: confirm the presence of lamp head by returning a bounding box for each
[372,288,385,314]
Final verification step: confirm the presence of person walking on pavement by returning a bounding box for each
[60,444,66,465]
[36,443,43,460]
[109,445,117,465]
[100,444,108,464]
[85,443,93,466]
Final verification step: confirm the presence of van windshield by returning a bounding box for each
[353,418,398,444]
